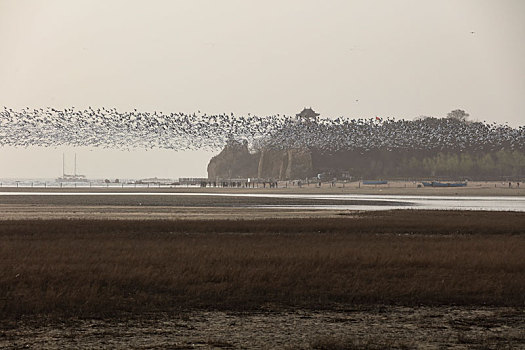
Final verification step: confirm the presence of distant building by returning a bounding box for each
[296,107,320,122]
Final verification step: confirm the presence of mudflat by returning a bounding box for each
[3,307,523,349]
[0,204,353,220]
[1,183,524,221]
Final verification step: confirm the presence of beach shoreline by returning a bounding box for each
[1,180,523,196]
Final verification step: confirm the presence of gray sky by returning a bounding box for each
[1,0,524,179]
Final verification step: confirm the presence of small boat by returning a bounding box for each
[363,180,388,185]
[56,153,89,183]
[422,181,467,187]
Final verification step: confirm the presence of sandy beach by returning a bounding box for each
[1,180,523,196]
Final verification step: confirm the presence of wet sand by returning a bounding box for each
[3,307,523,349]
[0,204,351,220]
[0,192,404,220]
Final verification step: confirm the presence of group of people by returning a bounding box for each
[1,107,523,154]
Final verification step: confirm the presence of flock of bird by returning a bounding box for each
[1,107,524,153]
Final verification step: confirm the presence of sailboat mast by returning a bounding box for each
[74,153,77,176]
[62,153,65,176]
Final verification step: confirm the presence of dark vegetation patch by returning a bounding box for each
[0,210,524,236]
[0,211,523,319]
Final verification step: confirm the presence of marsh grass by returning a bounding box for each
[0,210,524,235]
[0,211,523,319]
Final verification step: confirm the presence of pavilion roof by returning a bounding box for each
[296,107,320,119]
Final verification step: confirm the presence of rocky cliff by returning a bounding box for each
[207,140,314,180]
[207,140,259,180]
[208,142,525,180]
[256,148,313,179]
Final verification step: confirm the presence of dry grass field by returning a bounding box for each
[1,210,523,348]
[1,211,523,318]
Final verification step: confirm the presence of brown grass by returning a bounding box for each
[0,211,523,319]
[1,210,524,235]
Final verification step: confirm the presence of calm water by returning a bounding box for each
[0,192,524,212]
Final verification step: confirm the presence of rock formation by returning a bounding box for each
[207,141,314,180]
[207,108,320,180]
[256,148,313,180]
[207,107,525,181]
[206,139,259,180]
[207,142,525,181]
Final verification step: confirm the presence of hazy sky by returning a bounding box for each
[1,0,524,179]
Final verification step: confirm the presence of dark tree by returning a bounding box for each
[446,109,469,122]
